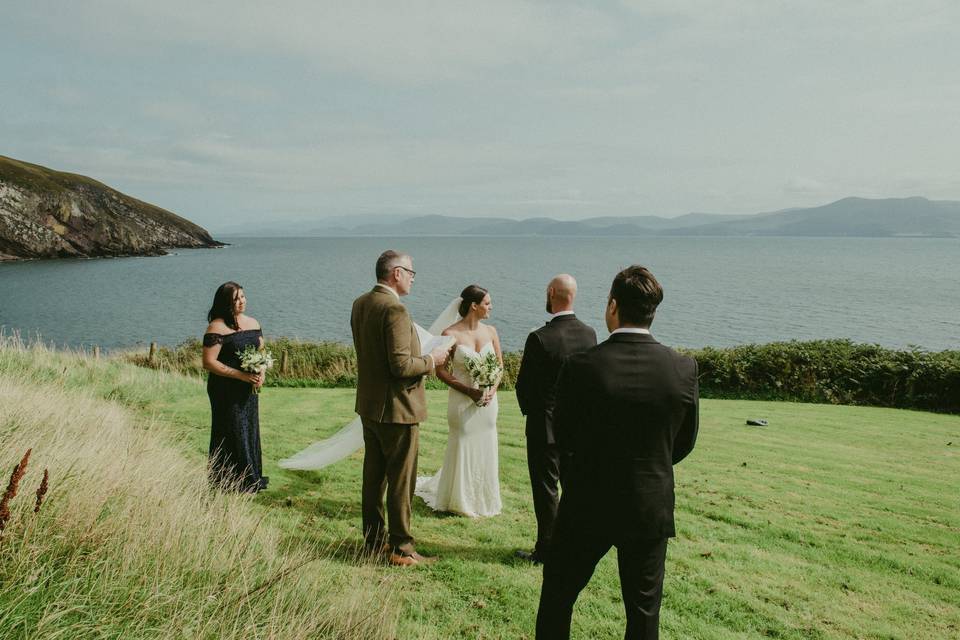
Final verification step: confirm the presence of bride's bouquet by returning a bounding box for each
[238,344,274,394]
[463,351,503,406]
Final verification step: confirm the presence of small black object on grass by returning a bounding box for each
[746,418,768,426]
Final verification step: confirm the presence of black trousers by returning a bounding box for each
[536,524,668,640]
[526,436,566,555]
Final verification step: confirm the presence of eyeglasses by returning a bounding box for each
[396,266,416,277]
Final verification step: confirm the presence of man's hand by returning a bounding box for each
[430,344,451,369]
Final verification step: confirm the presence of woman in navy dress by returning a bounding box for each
[202,281,268,492]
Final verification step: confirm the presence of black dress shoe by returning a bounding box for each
[515,549,543,564]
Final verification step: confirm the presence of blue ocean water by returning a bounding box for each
[0,236,957,352]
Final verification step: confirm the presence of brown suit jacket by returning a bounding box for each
[351,286,432,424]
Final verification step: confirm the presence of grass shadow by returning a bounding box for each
[417,541,524,566]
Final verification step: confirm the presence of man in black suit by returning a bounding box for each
[536,265,699,640]
[515,274,597,564]
[515,273,597,564]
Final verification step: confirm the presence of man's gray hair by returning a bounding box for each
[375,250,409,281]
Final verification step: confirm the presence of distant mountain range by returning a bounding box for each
[228,197,960,238]
[4,152,957,261]
[0,155,221,261]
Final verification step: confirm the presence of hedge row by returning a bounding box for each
[682,339,959,413]
[124,337,523,391]
[125,338,959,413]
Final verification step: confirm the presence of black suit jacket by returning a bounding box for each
[515,314,597,445]
[554,332,699,540]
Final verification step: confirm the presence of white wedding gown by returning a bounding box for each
[415,342,502,518]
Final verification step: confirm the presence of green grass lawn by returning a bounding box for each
[146,381,960,639]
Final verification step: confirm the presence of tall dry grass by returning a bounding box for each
[0,339,398,639]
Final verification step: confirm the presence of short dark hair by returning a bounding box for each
[458,284,488,317]
[208,281,243,330]
[375,250,408,281]
[609,265,662,327]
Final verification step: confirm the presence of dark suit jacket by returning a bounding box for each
[515,314,597,445]
[351,286,432,424]
[554,332,699,540]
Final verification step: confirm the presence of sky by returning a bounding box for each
[3,1,959,232]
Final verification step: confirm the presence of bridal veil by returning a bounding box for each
[278,298,461,470]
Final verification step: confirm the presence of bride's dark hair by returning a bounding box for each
[458,284,488,317]
[208,281,243,330]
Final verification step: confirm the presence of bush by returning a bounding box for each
[125,338,525,391]
[683,339,960,413]
[125,338,362,388]
[124,338,960,413]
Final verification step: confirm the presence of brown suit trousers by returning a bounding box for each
[360,418,419,551]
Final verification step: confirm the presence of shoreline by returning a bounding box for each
[0,241,227,264]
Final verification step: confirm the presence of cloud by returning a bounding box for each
[16,1,615,84]
[6,2,960,223]
[207,83,280,105]
[47,85,88,107]
[141,101,211,127]
[783,177,827,196]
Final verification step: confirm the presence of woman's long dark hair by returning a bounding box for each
[208,281,243,330]
[458,284,488,317]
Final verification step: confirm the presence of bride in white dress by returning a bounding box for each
[277,287,502,519]
[415,285,503,518]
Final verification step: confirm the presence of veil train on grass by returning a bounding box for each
[278,298,461,471]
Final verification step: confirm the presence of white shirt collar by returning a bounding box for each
[547,310,575,321]
[374,283,400,300]
[611,327,651,335]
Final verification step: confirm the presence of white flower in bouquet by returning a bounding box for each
[463,351,503,406]
[239,344,274,394]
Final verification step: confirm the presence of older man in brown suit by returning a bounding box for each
[352,250,451,567]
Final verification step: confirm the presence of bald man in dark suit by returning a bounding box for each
[515,274,596,564]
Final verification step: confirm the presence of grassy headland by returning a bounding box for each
[3,340,959,638]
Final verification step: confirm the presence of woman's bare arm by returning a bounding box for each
[435,329,483,402]
[202,322,262,384]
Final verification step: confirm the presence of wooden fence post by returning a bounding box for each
[148,342,157,363]
[93,345,100,360]
[280,350,289,375]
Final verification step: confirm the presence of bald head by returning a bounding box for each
[546,274,577,314]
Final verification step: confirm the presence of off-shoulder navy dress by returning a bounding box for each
[204,329,268,492]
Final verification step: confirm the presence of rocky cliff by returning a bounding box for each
[0,155,222,260]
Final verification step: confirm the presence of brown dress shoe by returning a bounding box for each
[388,550,419,567]
[409,550,437,564]
[389,548,437,567]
